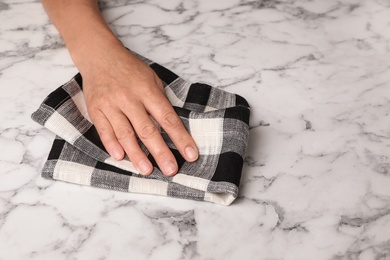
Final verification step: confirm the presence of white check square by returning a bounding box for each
[189,118,224,155]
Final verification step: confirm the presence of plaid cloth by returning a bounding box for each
[31,51,250,206]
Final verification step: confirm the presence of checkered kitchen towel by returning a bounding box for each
[32,51,250,206]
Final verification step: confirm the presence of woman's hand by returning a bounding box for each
[41,0,198,176]
[82,44,198,176]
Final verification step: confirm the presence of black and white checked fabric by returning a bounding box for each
[32,51,250,206]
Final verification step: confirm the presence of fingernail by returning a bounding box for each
[164,160,177,176]
[185,146,198,161]
[138,160,152,175]
[112,148,123,161]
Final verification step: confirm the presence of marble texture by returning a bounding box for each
[1,0,390,259]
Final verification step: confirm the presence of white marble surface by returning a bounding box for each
[1,0,390,259]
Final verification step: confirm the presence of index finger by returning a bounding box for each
[145,92,199,163]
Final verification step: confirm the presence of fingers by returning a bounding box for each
[84,60,198,177]
[91,104,184,177]
[144,91,199,163]
[91,108,154,176]
[108,110,155,175]
[123,101,180,176]
[89,110,124,161]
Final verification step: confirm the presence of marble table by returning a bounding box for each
[1,0,390,259]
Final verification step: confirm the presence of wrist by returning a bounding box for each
[44,0,125,73]
[69,33,124,73]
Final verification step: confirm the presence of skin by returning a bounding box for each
[41,0,199,176]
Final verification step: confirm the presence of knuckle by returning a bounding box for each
[140,87,156,99]
[96,125,111,138]
[138,124,158,140]
[162,112,180,129]
[87,102,97,111]
[116,127,135,141]
[100,99,111,108]
[87,103,101,115]
[88,102,110,117]
[154,75,164,89]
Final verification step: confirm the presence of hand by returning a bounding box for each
[40,0,198,176]
[80,43,198,176]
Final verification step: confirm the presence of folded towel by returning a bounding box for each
[32,51,250,205]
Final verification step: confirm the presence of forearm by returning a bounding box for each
[41,0,123,71]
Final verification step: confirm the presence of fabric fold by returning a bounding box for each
[32,51,250,206]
